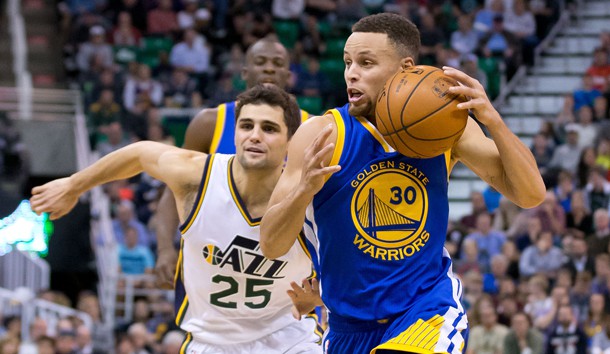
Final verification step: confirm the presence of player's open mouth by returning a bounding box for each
[347,88,364,103]
[245,147,265,154]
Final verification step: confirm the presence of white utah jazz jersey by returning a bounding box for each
[174,153,316,345]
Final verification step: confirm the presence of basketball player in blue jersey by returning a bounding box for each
[260,13,546,354]
[154,37,309,289]
[30,85,323,353]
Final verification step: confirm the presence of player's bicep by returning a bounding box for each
[453,118,503,186]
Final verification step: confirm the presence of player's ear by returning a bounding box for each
[400,57,415,70]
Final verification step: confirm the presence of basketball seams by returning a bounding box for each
[388,69,441,155]
[399,69,441,131]
[400,93,463,135]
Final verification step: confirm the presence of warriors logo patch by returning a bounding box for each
[350,163,430,260]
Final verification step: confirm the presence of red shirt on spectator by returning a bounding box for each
[586,48,610,92]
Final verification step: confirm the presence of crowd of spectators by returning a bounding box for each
[5,0,610,353]
[448,30,610,350]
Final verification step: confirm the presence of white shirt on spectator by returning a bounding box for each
[504,9,536,37]
[169,39,210,74]
[272,0,305,19]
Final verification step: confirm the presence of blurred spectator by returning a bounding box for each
[483,254,509,295]
[460,190,488,232]
[301,16,323,57]
[36,336,55,354]
[111,11,142,46]
[493,197,525,237]
[272,0,305,20]
[503,312,545,354]
[554,170,575,213]
[134,171,165,225]
[75,292,106,352]
[545,304,588,354]
[478,14,521,80]
[418,12,445,66]
[113,199,153,248]
[531,132,554,174]
[575,106,599,149]
[473,0,504,37]
[531,190,566,236]
[463,212,506,272]
[587,48,610,92]
[596,138,610,171]
[503,0,538,66]
[591,317,610,354]
[548,124,582,175]
[583,293,607,340]
[502,240,522,280]
[515,214,543,252]
[574,74,602,112]
[566,190,594,237]
[126,323,154,354]
[123,63,164,114]
[483,185,502,213]
[294,56,329,99]
[585,168,610,213]
[530,0,558,40]
[456,238,482,275]
[461,55,488,90]
[55,329,78,354]
[590,254,610,296]
[105,0,147,32]
[595,96,610,123]
[88,89,122,148]
[539,120,561,148]
[163,68,201,108]
[169,28,211,80]
[160,330,184,354]
[335,0,366,24]
[118,226,155,276]
[0,112,27,181]
[304,0,337,20]
[576,146,597,189]
[450,14,479,59]
[0,336,20,354]
[75,324,103,354]
[462,270,485,311]
[96,122,131,157]
[587,209,610,258]
[569,270,593,322]
[177,0,210,30]
[90,68,123,106]
[208,74,240,107]
[76,26,114,72]
[147,0,178,36]
[466,304,508,354]
[563,236,596,277]
[519,231,564,278]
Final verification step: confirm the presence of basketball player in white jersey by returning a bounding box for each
[30,85,322,354]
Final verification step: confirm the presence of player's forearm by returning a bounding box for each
[485,117,545,208]
[70,142,151,195]
[260,189,312,259]
[155,187,180,252]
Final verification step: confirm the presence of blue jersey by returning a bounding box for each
[306,104,462,321]
[209,101,309,154]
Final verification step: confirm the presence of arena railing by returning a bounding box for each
[0,286,93,341]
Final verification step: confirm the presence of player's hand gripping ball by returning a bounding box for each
[375,65,468,158]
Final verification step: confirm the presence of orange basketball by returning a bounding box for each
[375,65,468,159]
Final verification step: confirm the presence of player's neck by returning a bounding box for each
[231,163,282,218]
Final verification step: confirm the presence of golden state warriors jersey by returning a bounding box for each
[305,104,463,321]
[209,101,309,154]
[174,154,316,344]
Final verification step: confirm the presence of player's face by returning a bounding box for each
[235,104,289,170]
[242,42,291,90]
[344,32,408,120]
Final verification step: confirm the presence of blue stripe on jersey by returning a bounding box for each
[213,101,237,154]
[310,104,456,321]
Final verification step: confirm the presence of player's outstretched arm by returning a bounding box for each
[153,108,216,289]
[444,66,545,208]
[30,141,204,220]
[260,116,340,259]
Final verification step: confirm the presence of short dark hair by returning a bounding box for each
[352,13,420,61]
[235,85,301,139]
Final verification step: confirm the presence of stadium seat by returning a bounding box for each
[273,20,300,49]
[141,36,174,54]
[296,95,323,115]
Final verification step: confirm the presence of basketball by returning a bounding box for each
[375,65,469,159]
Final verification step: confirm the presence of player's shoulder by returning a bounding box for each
[298,113,335,133]
[184,104,228,152]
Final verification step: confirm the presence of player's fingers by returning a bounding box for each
[443,67,482,89]
[31,185,45,195]
[311,278,319,292]
[449,85,478,98]
[289,281,303,293]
